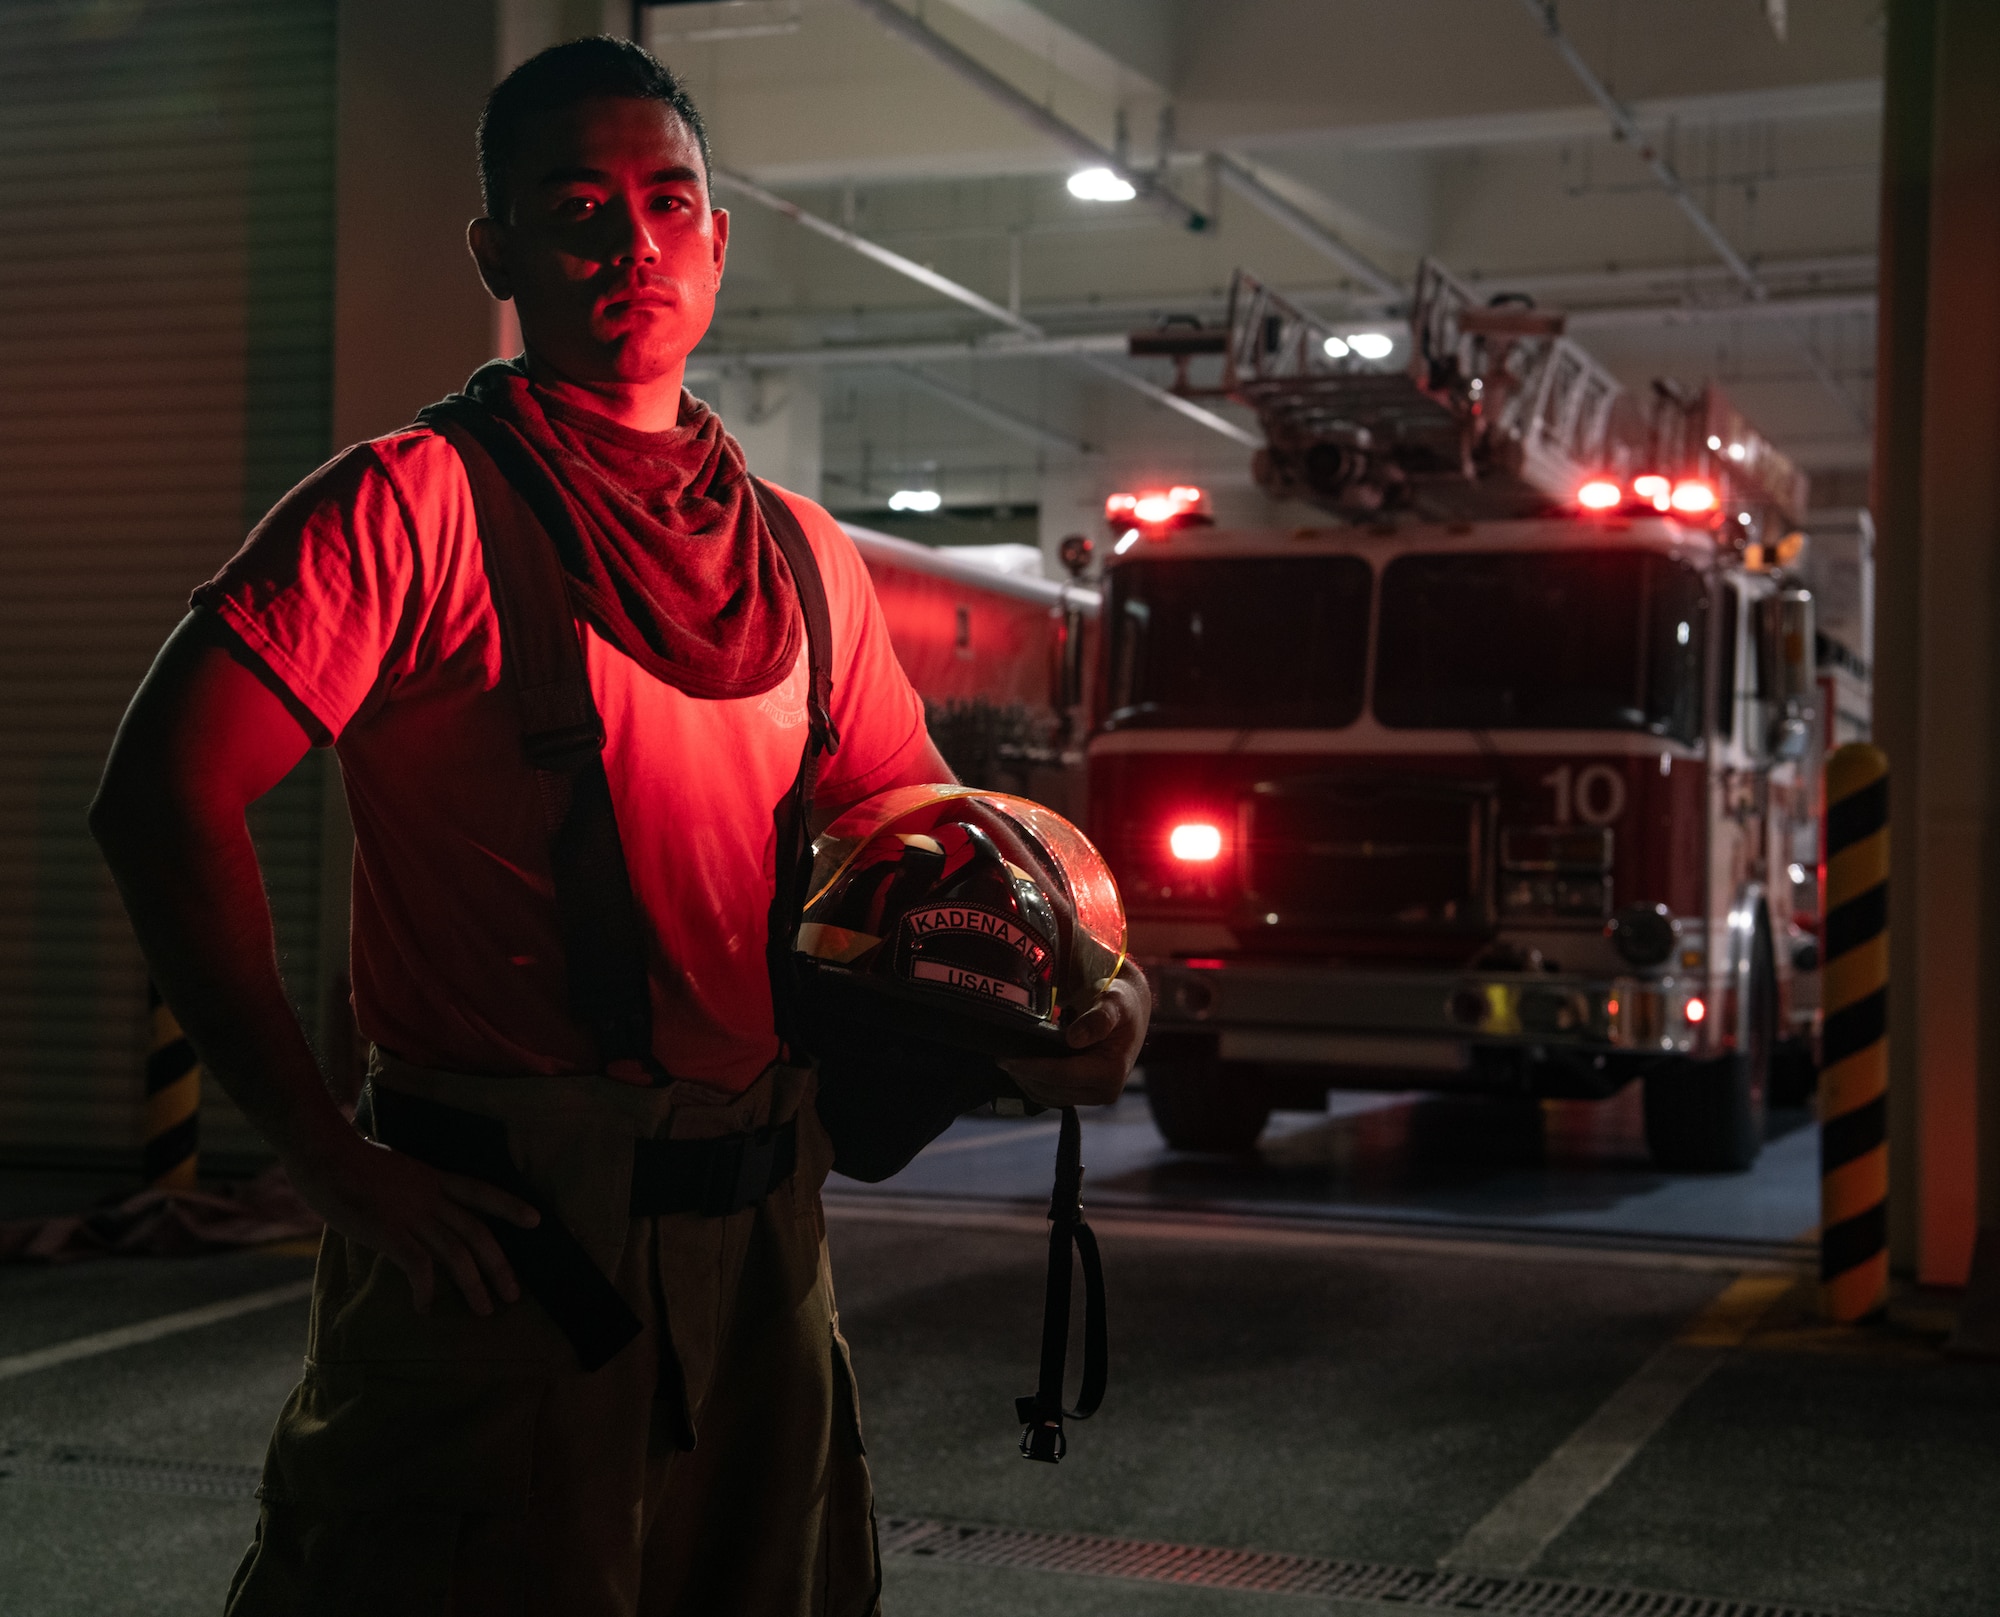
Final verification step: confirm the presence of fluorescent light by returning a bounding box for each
[888,489,941,513]
[1067,167,1136,202]
[1113,527,1141,554]
[1347,331,1395,360]
[1322,335,1350,359]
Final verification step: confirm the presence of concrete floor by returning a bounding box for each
[0,1094,1989,1616]
[864,1081,1823,1254]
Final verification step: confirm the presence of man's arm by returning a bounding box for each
[852,738,1151,1109]
[90,613,538,1314]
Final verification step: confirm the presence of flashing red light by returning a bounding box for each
[1168,821,1224,862]
[1107,485,1205,530]
[1183,957,1225,970]
[1577,479,1622,511]
[1669,479,1719,515]
[1632,473,1672,511]
[1684,995,1707,1025]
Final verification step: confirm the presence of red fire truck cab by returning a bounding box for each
[1096,514,1817,1171]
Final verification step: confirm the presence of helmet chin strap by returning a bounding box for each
[1016,1105,1107,1462]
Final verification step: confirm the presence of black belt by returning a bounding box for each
[368,1086,797,1372]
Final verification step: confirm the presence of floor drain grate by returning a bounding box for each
[0,1441,260,1500]
[880,1518,1853,1617]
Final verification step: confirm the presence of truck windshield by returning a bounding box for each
[1103,555,1372,730]
[1375,549,1707,742]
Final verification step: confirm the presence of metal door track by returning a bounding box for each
[881,1517,1856,1617]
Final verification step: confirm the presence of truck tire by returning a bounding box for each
[1769,1034,1817,1108]
[1643,913,1774,1172]
[1142,1039,1271,1153]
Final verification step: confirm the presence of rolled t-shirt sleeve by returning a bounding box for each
[192,441,425,744]
[788,496,932,807]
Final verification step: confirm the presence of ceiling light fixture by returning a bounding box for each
[1067,167,1137,203]
[1347,331,1395,360]
[1322,335,1350,359]
[888,489,942,513]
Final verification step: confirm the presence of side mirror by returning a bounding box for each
[1775,588,1816,707]
[1770,714,1812,761]
[1754,588,1817,756]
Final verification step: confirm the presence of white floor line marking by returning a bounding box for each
[0,1280,313,1385]
[919,1122,1062,1157]
[1439,1273,1795,1573]
[822,1195,1813,1275]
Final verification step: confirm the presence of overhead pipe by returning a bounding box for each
[843,0,1210,232]
[1518,0,1871,432]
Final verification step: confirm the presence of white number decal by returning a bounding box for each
[1541,764,1626,826]
[1575,764,1627,826]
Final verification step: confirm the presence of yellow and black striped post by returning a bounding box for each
[1820,744,1889,1320]
[145,982,200,1191]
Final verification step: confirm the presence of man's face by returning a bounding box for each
[476,95,728,386]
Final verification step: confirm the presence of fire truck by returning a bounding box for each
[1095,263,1824,1171]
[843,523,1096,819]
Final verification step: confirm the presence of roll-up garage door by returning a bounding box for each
[0,2,338,1169]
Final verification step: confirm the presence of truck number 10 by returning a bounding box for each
[1542,764,1627,826]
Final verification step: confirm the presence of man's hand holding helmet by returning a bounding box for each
[999,956,1150,1108]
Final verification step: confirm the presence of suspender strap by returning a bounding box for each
[753,480,840,1061]
[1016,1105,1108,1462]
[420,400,837,1080]
[425,408,661,1082]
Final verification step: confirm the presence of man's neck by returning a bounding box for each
[520,350,685,434]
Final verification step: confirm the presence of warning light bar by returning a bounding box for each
[1669,479,1719,514]
[1106,485,1208,535]
[1576,475,1723,522]
[1168,822,1224,862]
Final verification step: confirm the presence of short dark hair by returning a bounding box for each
[477,36,712,222]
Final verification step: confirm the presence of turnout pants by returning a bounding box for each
[226,1057,881,1617]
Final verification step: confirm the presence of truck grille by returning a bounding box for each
[1241,777,1492,931]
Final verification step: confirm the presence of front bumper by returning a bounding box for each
[1143,956,1703,1070]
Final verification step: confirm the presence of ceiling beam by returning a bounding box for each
[844,0,1210,231]
[713,170,1260,448]
[1211,154,1403,300]
[714,168,1036,335]
[888,364,1096,457]
[694,289,1876,372]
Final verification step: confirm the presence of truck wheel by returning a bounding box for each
[1643,915,1774,1172]
[1143,1040,1271,1153]
[1769,1034,1817,1108]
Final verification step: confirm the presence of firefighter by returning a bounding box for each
[88,36,1147,1616]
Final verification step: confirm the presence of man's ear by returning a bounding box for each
[709,205,729,288]
[467,216,513,301]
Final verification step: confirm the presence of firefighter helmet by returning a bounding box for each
[795,784,1127,1057]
